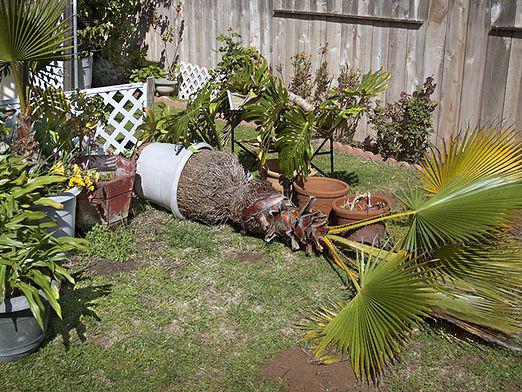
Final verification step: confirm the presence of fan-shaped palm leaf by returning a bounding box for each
[302,249,433,380]
[420,128,522,194]
[398,128,522,253]
[0,0,71,109]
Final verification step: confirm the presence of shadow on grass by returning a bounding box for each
[237,148,260,173]
[332,170,359,187]
[43,272,112,351]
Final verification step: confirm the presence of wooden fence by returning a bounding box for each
[146,0,522,144]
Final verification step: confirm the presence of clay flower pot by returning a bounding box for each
[331,194,392,246]
[293,176,350,218]
[261,159,285,193]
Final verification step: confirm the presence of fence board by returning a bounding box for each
[458,0,490,131]
[480,0,516,126]
[437,0,470,140]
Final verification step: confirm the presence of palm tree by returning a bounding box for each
[175,127,522,380]
[0,0,71,157]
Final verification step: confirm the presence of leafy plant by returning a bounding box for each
[137,103,176,144]
[0,154,86,329]
[33,86,107,159]
[303,127,522,380]
[213,29,261,82]
[370,77,437,163]
[129,65,165,83]
[288,52,313,100]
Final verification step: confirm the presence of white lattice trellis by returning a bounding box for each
[82,82,150,154]
[178,61,211,100]
[0,81,150,155]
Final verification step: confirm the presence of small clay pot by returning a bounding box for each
[331,194,392,246]
[293,177,350,218]
[261,159,285,193]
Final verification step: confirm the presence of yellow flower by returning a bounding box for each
[50,161,65,176]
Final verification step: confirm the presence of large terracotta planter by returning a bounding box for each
[293,176,350,218]
[331,194,392,246]
[76,155,136,231]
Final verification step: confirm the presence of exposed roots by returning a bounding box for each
[177,150,249,224]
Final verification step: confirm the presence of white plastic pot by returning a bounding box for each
[135,142,212,219]
[77,53,93,89]
[40,187,81,238]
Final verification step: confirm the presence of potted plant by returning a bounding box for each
[75,154,136,231]
[331,193,392,246]
[77,1,114,89]
[32,87,106,235]
[293,177,351,218]
[0,154,85,362]
[41,159,97,237]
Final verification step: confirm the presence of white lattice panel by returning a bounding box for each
[33,62,64,89]
[178,61,211,100]
[82,82,149,154]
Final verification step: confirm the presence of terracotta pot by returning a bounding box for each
[76,155,136,232]
[331,194,392,246]
[261,159,285,193]
[293,177,350,218]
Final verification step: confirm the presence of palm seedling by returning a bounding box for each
[173,127,522,381]
[0,0,71,159]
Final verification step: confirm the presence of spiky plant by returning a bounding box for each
[176,127,522,381]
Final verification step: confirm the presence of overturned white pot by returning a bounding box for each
[135,142,212,219]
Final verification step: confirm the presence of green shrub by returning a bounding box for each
[129,65,165,83]
[0,154,86,328]
[370,77,437,163]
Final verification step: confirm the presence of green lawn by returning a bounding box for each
[1,124,520,391]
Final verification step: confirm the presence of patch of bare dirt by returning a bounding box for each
[232,249,271,263]
[87,259,142,277]
[261,348,359,392]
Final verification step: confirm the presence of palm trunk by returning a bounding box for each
[176,149,328,253]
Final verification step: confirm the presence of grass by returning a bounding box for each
[1,120,520,391]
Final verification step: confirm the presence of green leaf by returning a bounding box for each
[17,282,46,330]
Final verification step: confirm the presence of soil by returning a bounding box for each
[87,259,142,277]
[231,250,271,263]
[261,348,359,392]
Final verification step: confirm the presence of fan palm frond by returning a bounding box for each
[397,128,522,253]
[302,249,433,380]
[420,128,522,194]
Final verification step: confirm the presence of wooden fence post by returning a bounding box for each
[146,77,155,109]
